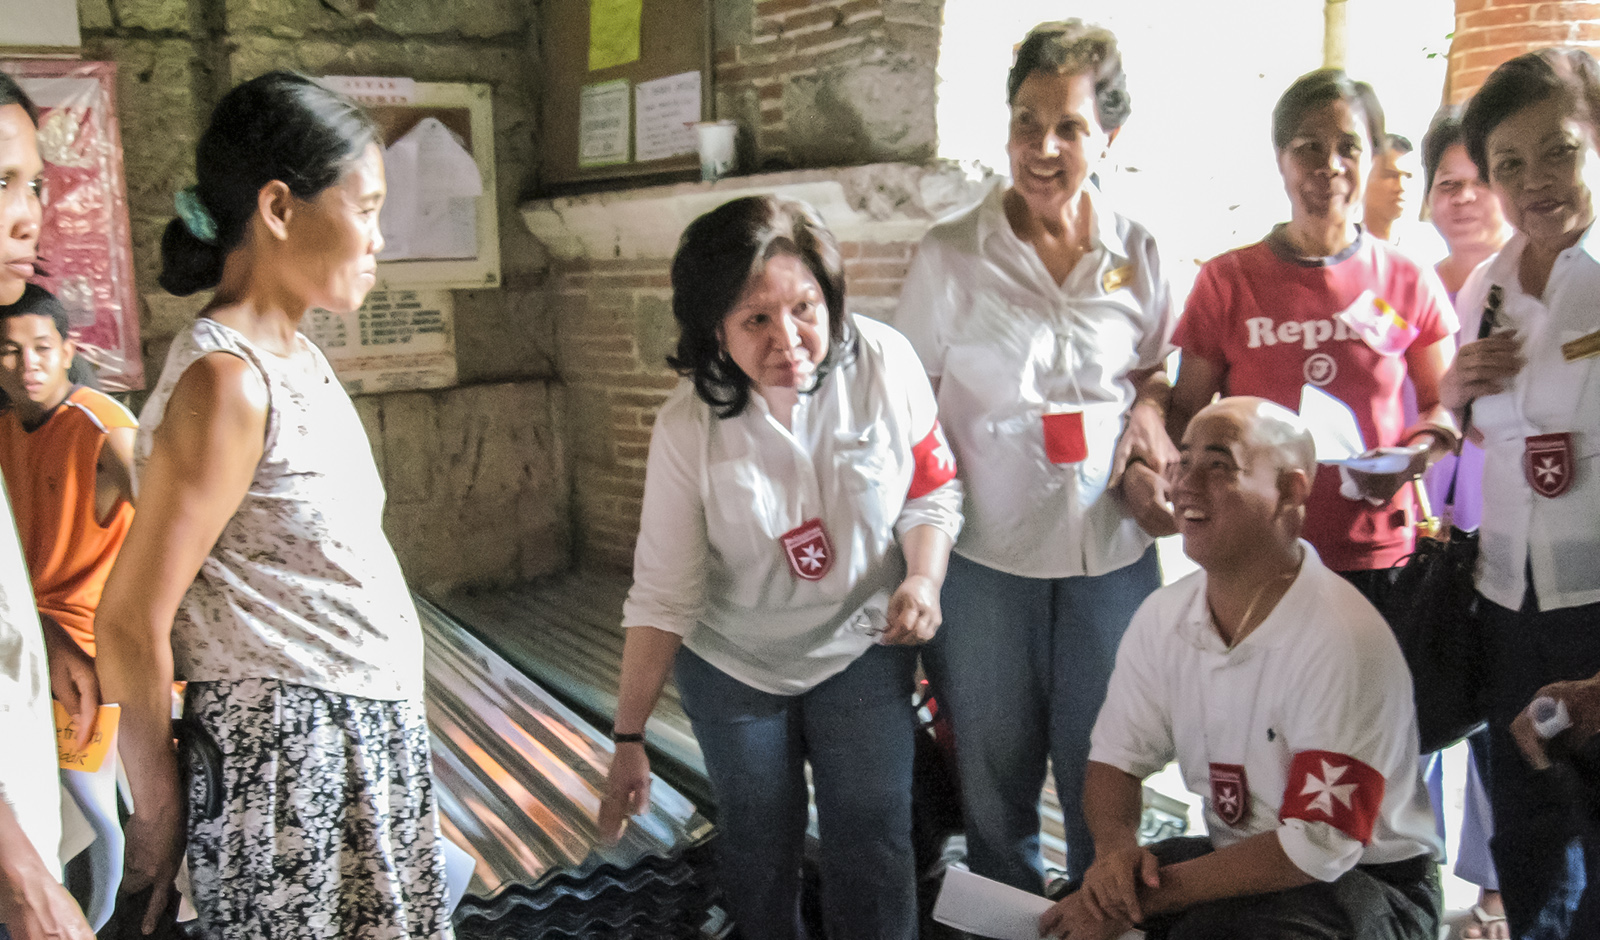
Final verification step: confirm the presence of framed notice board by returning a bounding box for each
[541,0,709,187]
[323,77,501,290]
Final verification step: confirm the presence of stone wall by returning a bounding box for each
[712,0,943,172]
[1448,0,1600,101]
[76,0,568,592]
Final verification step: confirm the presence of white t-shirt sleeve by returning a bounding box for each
[890,236,956,380]
[1088,594,1174,779]
[1275,592,1419,882]
[620,397,710,637]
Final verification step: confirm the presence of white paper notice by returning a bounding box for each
[306,289,458,394]
[580,79,631,167]
[933,866,1054,940]
[379,117,482,261]
[635,70,701,162]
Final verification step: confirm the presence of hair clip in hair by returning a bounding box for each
[175,186,219,245]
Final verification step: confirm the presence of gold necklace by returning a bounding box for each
[1212,567,1298,649]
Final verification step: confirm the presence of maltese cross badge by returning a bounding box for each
[1524,432,1574,499]
[781,518,834,582]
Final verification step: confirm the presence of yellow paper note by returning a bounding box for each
[589,0,643,71]
[55,702,120,773]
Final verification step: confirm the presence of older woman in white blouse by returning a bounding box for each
[891,20,1176,894]
[599,195,962,940]
[1442,48,1600,938]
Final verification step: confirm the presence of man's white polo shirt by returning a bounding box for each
[1090,542,1441,882]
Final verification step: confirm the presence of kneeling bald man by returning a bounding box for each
[1040,397,1441,940]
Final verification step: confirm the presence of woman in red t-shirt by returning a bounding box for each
[1168,69,1459,605]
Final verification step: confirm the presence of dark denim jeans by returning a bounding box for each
[922,546,1161,891]
[675,641,919,940]
[1480,591,1600,940]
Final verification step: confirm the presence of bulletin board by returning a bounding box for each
[3,59,143,391]
[322,77,501,290]
[541,0,709,187]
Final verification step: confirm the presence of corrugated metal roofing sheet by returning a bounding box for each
[420,595,714,901]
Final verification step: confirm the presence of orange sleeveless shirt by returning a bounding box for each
[0,387,136,656]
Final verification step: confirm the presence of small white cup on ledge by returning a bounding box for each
[695,120,739,181]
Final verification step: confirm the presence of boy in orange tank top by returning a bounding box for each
[0,284,136,736]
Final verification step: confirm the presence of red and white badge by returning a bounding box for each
[1525,432,1574,499]
[1209,762,1250,827]
[1279,749,1386,844]
[781,517,834,582]
[908,420,958,499]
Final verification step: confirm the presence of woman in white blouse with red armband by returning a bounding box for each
[597,195,963,940]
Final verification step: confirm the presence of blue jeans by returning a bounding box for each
[1481,590,1600,939]
[675,642,919,940]
[924,547,1161,891]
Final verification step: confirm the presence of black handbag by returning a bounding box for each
[1387,484,1486,753]
[1386,285,1502,754]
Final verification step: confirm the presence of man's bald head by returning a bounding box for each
[1194,397,1318,482]
[1175,397,1318,568]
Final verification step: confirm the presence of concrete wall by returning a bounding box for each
[78,0,568,593]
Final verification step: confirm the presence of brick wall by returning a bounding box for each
[1449,0,1600,101]
[554,240,920,572]
[713,0,943,171]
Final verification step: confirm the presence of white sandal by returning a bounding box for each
[1464,903,1508,939]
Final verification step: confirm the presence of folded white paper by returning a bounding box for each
[933,865,1054,940]
[1297,384,1413,474]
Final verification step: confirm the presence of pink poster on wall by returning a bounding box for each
[2,59,143,391]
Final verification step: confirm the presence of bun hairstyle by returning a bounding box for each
[0,71,39,125]
[159,71,379,297]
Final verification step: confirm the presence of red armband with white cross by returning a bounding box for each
[908,421,957,499]
[1278,749,1386,844]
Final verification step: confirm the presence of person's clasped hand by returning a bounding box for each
[1037,887,1136,940]
[1342,442,1432,505]
[1441,332,1525,412]
[1112,399,1180,537]
[1511,670,1600,771]
[881,574,941,644]
[1039,845,1158,938]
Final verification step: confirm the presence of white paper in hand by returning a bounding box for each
[1297,385,1414,474]
[933,865,1054,940]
